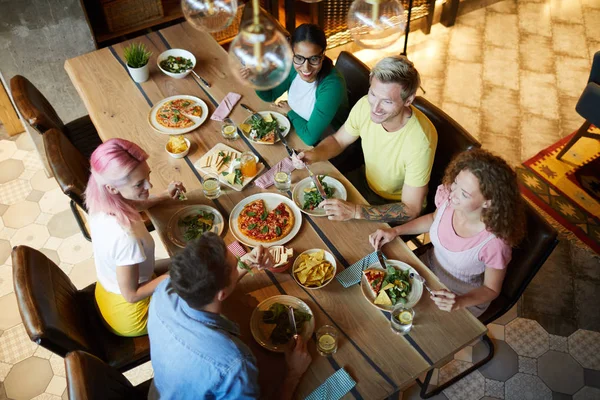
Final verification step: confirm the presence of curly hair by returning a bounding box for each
[442,149,525,246]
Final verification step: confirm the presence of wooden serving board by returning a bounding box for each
[194,142,264,191]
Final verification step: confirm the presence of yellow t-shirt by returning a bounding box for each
[345,96,437,200]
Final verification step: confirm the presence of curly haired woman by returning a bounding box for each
[369,149,525,317]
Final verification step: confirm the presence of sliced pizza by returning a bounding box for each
[259,130,276,144]
[363,268,386,297]
[156,107,195,129]
[237,200,294,243]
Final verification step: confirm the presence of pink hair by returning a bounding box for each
[85,138,149,228]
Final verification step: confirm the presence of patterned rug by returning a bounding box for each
[517,125,600,255]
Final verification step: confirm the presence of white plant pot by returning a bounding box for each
[127,64,149,83]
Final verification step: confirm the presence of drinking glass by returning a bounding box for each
[202,172,221,199]
[390,305,414,335]
[316,325,338,356]
[240,152,258,177]
[273,171,291,192]
[221,118,238,140]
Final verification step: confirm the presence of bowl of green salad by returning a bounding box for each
[157,49,196,79]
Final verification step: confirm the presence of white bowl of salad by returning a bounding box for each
[157,49,196,79]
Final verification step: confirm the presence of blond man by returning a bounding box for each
[293,56,438,224]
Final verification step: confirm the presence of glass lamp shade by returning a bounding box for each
[228,18,293,90]
[347,0,406,49]
[182,0,238,33]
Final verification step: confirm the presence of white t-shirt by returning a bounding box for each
[89,213,155,294]
[287,74,317,121]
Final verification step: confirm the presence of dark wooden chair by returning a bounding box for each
[10,75,102,159]
[415,200,559,398]
[43,128,154,241]
[556,51,600,160]
[65,350,151,400]
[12,245,150,373]
[330,51,370,174]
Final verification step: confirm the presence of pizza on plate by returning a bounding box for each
[363,268,386,297]
[155,98,204,129]
[237,200,294,242]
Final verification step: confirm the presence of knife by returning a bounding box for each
[376,250,387,269]
[240,103,263,121]
[275,129,295,157]
[288,306,298,338]
[306,167,329,200]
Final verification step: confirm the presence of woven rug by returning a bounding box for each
[517,125,600,255]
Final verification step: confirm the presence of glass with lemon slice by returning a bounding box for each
[274,171,291,192]
[221,119,238,140]
[316,325,338,356]
[390,305,414,335]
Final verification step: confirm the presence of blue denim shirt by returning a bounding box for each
[148,279,260,399]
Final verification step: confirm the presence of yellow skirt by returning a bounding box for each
[94,282,150,337]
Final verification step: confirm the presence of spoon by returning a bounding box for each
[409,272,436,297]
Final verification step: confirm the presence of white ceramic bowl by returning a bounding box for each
[157,49,196,79]
[292,249,337,290]
[165,138,190,158]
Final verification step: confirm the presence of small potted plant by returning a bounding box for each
[123,43,152,83]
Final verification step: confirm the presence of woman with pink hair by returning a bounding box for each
[85,138,186,337]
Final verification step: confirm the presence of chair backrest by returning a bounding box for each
[412,96,481,214]
[43,128,90,208]
[66,350,150,400]
[12,245,100,358]
[479,201,559,324]
[10,75,65,134]
[335,51,371,108]
[576,51,600,126]
[589,50,600,84]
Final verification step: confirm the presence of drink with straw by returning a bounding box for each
[316,325,338,356]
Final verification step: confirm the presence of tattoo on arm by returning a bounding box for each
[358,202,412,223]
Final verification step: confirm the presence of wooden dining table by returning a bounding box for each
[64,22,486,399]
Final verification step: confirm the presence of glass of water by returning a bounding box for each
[390,305,414,335]
[316,325,338,356]
[221,118,238,140]
[273,171,291,192]
[202,172,221,199]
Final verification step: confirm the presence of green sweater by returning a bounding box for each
[256,67,349,146]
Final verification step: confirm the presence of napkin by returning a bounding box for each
[304,368,356,400]
[227,240,247,258]
[335,251,386,288]
[211,92,242,121]
[255,157,296,189]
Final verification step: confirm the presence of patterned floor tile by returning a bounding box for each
[519,356,538,375]
[0,180,32,206]
[439,360,473,386]
[0,240,10,266]
[0,141,17,162]
[494,304,519,326]
[27,190,45,203]
[442,370,485,400]
[440,101,481,140]
[487,324,505,341]
[480,84,520,137]
[0,361,11,381]
[39,188,70,215]
[555,56,592,99]
[43,236,64,251]
[47,210,79,239]
[0,159,24,184]
[32,394,62,400]
[34,212,53,226]
[573,386,600,400]
[549,0,583,24]
[485,12,518,49]
[0,324,38,364]
[14,133,35,152]
[56,233,93,265]
[518,2,552,37]
[454,346,473,363]
[569,330,600,370]
[539,351,585,395]
[68,258,96,290]
[38,248,61,267]
[549,334,568,353]
[45,375,67,396]
[0,265,13,298]
[443,61,482,109]
[505,373,552,400]
[10,223,50,250]
[506,318,550,358]
[485,378,505,399]
[483,45,519,91]
[49,353,65,378]
[583,369,600,389]
[4,356,52,400]
[552,23,588,58]
[519,71,559,120]
[574,280,600,333]
[402,382,449,400]
[448,24,483,63]
[30,170,58,192]
[33,346,53,360]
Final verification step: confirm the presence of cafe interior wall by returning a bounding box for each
[0,0,96,174]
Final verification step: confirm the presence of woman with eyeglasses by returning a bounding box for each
[247,24,349,146]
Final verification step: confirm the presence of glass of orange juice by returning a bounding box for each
[240,152,257,177]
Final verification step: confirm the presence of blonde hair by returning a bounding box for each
[370,56,420,101]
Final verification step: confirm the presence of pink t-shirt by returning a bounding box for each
[434,185,511,270]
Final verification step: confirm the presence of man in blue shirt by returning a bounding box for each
[148,232,311,399]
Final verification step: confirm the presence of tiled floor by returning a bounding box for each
[1,0,599,399]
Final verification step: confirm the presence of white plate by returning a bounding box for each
[292,176,348,217]
[241,111,290,145]
[194,143,265,192]
[292,249,337,290]
[250,295,315,353]
[148,95,209,135]
[229,193,302,248]
[167,205,224,247]
[360,260,424,311]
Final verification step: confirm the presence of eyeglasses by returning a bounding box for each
[293,53,324,66]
